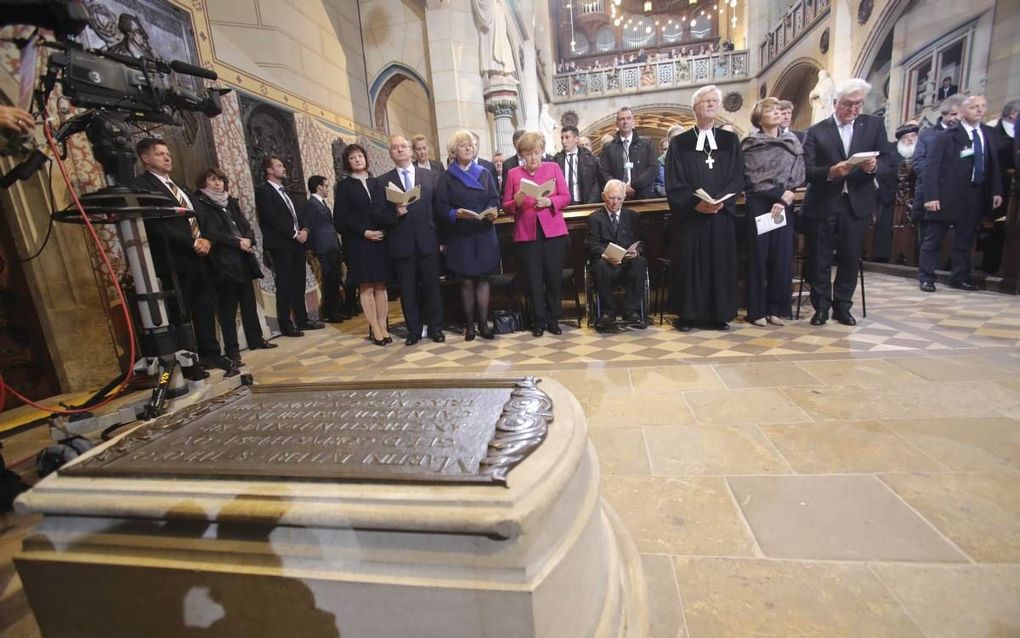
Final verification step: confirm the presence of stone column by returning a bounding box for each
[485,93,519,158]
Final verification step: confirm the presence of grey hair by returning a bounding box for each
[603,179,627,195]
[834,78,872,101]
[616,106,634,118]
[1001,98,1020,120]
[666,124,685,140]
[691,85,722,108]
[940,94,967,114]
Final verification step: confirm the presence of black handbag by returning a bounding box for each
[493,309,524,334]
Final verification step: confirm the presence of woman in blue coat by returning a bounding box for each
[436,130,501,340]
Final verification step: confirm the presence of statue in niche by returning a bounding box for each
[539,103,558,144]
[472,0,517,79]
[809,69,835,123]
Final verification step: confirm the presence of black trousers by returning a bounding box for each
[216,280,265,356]
[592,255,647,314]
[392,252,442,335]
[744,195,794,321]
[518,228,568,326]
[804,196,867,313]
[161,267,219,358]
[267,249,309,331]
[872,198,895,262]
[918,186,982,284]
[316,249,342,319]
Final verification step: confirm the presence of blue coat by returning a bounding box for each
[436,163,501,276]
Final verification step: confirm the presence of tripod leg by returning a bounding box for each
[142,356,179,420]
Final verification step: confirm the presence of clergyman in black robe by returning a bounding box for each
[665,86,744,331]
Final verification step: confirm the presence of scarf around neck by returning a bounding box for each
[201,187,230,208]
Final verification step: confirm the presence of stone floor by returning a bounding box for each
[1,271,1019,637]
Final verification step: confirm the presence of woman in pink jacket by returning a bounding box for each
[502,132,571,336]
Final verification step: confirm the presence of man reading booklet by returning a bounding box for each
[385,182,421,205]
[584,179,648,328]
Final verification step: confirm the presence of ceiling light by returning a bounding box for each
[614,17,621,25]
[643,0,652,11]
[731,15,737,26]
[645,26,652,33]
[690,18,696,26]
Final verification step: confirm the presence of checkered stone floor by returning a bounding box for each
[252,272,1020,380]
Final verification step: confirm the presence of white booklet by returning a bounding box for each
[694,188,735,205]
[456,207,498,220]
[603,240,641,261]
[385,182,422,205]
[755,210,788,235]
[519,178,556,199]
[847,151,880,166]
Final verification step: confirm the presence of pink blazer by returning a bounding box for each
[502,162,570,242]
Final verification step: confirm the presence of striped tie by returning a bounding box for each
[167,180,200,239]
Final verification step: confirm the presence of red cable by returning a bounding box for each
[0,119,137,415]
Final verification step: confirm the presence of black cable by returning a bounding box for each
[15,163,56,265]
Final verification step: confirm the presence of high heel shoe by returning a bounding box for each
[478,321,495,340]
[464,326,476,341]
[383,336,392,344]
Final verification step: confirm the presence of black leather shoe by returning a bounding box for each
[228,355,245,367]
[464,326,476,342]
[405,336,420,346]
[531,327,544,337]
[712,322,730,331]
[323,315,345,323]
[623,311,641,323]
[200,355,234,371]
[919,281,936,293]
[833,310,857,326]
[809,310,829,326]
[950,281,977,291]
[430,332,446,343]
[478,325,495,340]
[598,313,615,327]
[674,320,693,332]
[249,340,278,349]
[547,323,562,335]
[298,320,325,330]
[281,328,305,337]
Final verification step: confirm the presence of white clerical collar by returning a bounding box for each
[1002,120,1015,138]
[695,128,717,151]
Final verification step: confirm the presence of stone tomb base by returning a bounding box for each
[15,379,646,637]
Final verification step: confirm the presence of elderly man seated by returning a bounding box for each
[585,180,648,328]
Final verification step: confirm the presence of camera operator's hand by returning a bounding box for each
[0,107,34,135]
[194,238,211,255]
[239,237,252,252]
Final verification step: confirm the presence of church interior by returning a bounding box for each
[0,0,1018,635]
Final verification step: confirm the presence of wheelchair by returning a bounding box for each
[584,259,651,332]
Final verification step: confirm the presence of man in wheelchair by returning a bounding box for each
[585,180,648,329]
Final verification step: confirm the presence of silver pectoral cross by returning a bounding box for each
[705,155,715,169]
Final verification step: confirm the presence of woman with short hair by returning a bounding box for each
[436,130,501,340]
[741,97,805,326]
[502,132,570,337]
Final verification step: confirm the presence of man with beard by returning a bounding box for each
[911,94,966,223]
[872,122,919,262]
[894,123,920,212]
[665,85,743,331]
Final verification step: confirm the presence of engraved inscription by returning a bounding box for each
[62,379,554,486]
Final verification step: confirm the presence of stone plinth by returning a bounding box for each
[14,379,646,637]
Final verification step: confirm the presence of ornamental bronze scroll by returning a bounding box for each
[61,378,553,487]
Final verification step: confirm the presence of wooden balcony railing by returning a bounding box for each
[552,50,750,100]
[759,0,830,70]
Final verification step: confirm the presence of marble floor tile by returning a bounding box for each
[711,361,822,388]
[892,381,1020,419]
[880,472,1020,562]
[684,387,811,425]
[601,476,756,556]
[544,368,633,396]
[886,355,1017,382]
[673,557,924,638]
[627,365,726,393]
[870,564,1020,638]
[782,384,928,421]
[882,417,1020,472]
[795,358,925,385]
[727,475,967,561]
[759,421,947,473]
[579,393,696,427]
[643,426,791,476]
[589,428,651,475]
[641,554,687,638]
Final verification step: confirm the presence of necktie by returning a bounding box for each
[972,129,985,185]
[167,180,200,239]
[610,212,619,233]
[278,185,298,231]
[402,169,412,191]
[567,154,576,202]
[622,139,632,184]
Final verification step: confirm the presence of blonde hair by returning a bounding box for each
[516,131,545,155]
[446,129,476,159]
[750,97,781,129]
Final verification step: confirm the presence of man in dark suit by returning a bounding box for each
[982,98,1019,274]
[379,135,445,345]
[910,94,965,223]
[599,107,658,200]
[919,95,1003,292]
[492,152,505,195]
[801,78,893,326]
[500,129,527,199]
[302,175,343,323]
[555,125,606,204]
[254,156,323,337]
[937,77,958,102]
[585,180,647,328]
[778,100,806,142]
[411,134,445,173]
[132,138,229,372]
